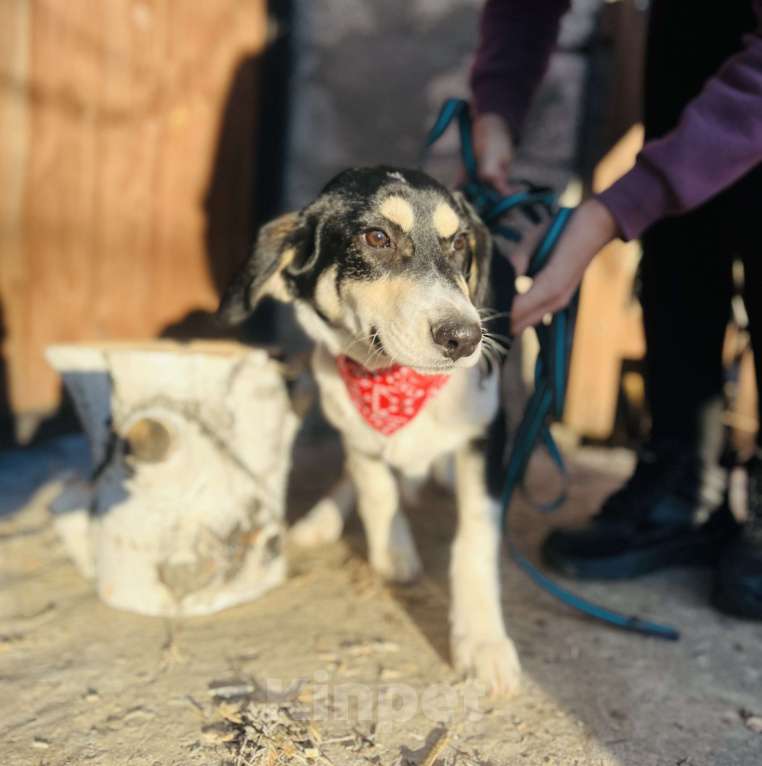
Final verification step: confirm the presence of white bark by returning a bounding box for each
[46,341,299,616]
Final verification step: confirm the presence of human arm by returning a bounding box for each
[598,9,762,240]
[512,4,762,333]
[470,0,571,193]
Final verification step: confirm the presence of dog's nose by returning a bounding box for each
[431,320,481,361]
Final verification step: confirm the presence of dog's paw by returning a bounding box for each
[289,499,345,547]
[452,634,522,696]
[370,539,423,584]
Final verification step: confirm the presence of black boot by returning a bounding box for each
[541,441,737,579]
[713,452,762,619]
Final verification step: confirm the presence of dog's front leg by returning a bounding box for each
[450,440,521,695]
[346,449,422,583]
[290,474,355,547]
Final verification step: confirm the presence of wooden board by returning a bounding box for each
[564,125,645,439]
[0,0,267,416]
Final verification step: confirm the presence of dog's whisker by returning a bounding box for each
[342,329,384,361]
[484,336,511,351]
[484,328,512,339]
[482,338,508,360]
[482,333,511,351]
[342,335,374,355]
[483,348,505,366]
[483,331,513,348]
[478,308,511,319]
[479,343,502,374]
[360,339,387,368]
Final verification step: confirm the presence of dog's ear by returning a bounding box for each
[217,211,317,324]
[452,191,492,306]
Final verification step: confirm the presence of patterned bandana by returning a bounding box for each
[335,355,450,436]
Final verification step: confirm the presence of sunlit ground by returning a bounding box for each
[1,435,761,765]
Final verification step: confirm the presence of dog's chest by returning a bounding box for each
[312,345,499,476]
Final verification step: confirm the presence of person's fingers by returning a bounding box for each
[511,278,564,334]
[510,251,582,334]
[479,155,511,195]
[501,211,551,276]
[473,112,514,196]
[487,169,512,197]
[506,199,618,335]
[511,289,573,335]
[457,158,513,196]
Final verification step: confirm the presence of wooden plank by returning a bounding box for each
[564,239,643,437]
[564,126,645,438]
[0,0,30,422]
[0,0,267,416]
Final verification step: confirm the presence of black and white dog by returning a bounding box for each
[219,166,520,694]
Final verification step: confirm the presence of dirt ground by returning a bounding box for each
[2,433,761,766]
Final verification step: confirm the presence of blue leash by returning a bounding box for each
[424,98,679,641]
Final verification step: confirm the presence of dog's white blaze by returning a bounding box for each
[386,171,408,184]
[379,195,415,233]
[314,265,341,320]
[432,202,459,238]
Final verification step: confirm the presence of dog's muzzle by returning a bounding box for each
[431,320,481,361]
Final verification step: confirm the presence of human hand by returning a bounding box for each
[510,198,619,335]
[497,204,553,277]
[473,112,514,196]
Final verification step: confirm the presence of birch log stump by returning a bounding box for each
[46,341,300,617]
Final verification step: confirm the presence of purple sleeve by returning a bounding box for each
[598,5,762,241]
[470,0,571,139]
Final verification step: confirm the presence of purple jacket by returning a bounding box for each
[471,1,762,240]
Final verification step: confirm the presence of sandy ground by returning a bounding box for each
[2,433,762,766]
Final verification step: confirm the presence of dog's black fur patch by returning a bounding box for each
[219,164,513,492]
[218,166,494,324]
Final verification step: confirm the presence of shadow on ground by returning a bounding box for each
[1,431,761,765]
[287,434,762,765]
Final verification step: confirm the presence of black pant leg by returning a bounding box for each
[640,213,734,449]
[638,0,757,452]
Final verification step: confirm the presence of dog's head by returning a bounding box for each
[218,166,493,374]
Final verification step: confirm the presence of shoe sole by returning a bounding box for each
[712,582,762,620]
[541,531,723,581]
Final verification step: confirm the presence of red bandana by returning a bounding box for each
[336,355,450,436]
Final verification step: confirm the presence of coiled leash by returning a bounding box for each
[424,98,679,641]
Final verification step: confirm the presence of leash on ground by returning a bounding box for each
[423,98,679,641]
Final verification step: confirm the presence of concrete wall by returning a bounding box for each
[284,0,603,209]
[277,0,604,432]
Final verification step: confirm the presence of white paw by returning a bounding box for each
[289,499,345,547]
[365,511,422,584]
[452,634,522,696]
[371,545,423,583]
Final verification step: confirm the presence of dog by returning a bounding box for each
[218,166,520,694]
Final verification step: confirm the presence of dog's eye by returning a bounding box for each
[452,233,467,252]
[364,229,391,249]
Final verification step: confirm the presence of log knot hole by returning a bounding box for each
[124,418,173,463]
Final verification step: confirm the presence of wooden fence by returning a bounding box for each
[0,0,267,423]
